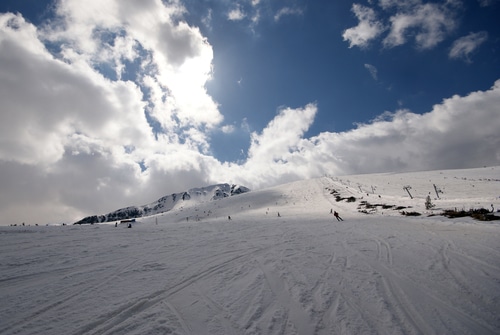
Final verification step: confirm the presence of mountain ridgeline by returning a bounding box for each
[74,184,250,225]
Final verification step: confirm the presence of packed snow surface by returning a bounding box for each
[1,166,499,334]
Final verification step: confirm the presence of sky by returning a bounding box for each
[0,0,499,225]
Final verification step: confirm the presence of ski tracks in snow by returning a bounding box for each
[338,220,500,335]
[1,183,499,335]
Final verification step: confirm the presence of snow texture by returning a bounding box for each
[1,166,499,334]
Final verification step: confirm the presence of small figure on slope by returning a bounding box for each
[334,211,343,221]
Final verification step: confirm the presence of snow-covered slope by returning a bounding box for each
[328,166,500,215]
[1,166,499,335]
[142,166,500,224]
[74,183,250,224]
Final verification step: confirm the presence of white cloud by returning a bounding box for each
[478,0,499,6]
[274,7,304,22]
[384,3,457,49]
[0,13,150,166]
[449,31,488,62]
[241,118,251,133]
[220,80,500,188]
[224,1,304,30]
[221,125,236,134]
[202,9,213,30]
[302,80,500,175]
[378,0,422,10]
[0,1,223,225]
[364,63,378,80]
[247,104,317,164]
[343,4,385,48]
[344,1,459,50]
[250,10,261,28]
[216,104,319,187]
[227,6,246,21]
[45,0,221,130]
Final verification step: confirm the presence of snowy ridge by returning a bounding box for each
[1,166,499,335]
[74,183,250,224]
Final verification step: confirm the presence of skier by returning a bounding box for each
[334,211,343,221]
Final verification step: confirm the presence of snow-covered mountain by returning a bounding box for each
[74,183,250,224]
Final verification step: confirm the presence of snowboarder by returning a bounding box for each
[334,211,343,221]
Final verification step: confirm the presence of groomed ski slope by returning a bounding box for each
[1,167,499,334]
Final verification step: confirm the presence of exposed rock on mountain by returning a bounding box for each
[74,184,250,224]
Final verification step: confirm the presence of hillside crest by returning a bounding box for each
[74,183,250,224]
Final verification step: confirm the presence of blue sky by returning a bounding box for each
[187,0,500,161]
[0,0,499,225]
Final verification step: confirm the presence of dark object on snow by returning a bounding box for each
[127,223,132,228]
[442,208,500,221]
[335,195,357,203]
[401,211,421,216]
[334,211,343,221]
